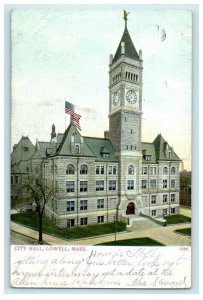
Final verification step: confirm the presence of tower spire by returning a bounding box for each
[123,10,129,29]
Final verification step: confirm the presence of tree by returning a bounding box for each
[23,177,54,244]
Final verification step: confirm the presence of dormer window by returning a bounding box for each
[100,146,110,158]
[23,146,28,151]
[145,155,151,161]
[75,144,80,154]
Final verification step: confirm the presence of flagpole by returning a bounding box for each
[65,108,66,131]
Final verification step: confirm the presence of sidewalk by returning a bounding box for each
[11,220,191,246]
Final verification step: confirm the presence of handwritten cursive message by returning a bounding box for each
[10,245,191,289]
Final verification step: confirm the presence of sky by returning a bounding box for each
[11,8,192,170]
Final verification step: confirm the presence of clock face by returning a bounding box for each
[126,90,137,104]
[113,91,121,106]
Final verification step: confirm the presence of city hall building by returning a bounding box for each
[11,17,181,228]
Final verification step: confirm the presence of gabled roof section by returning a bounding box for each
[33,141,50,159]
[112,27,140,64]
[141,142,157,163]
[11,136,35,165]
[153,134,181,161]
[55,123,95,157]
[84,137,118,162]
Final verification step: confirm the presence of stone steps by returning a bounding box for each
[127,215,160,231]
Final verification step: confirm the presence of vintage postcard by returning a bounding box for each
[10,8,192,288]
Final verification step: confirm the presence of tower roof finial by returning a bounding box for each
[123,10,130,29]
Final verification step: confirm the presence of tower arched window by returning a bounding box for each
[133,74,136,81]
[80,165,88,175]
[66,164,75,175]
[171,167,175,175]
[128,165,134,175]
[163,167,168,175]
[136,74,138,81]
[126,71,128,78]
[128,72,130,79]
[131,73,133,80]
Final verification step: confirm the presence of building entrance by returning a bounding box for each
[126,202,135,215]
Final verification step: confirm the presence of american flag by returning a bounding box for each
[70,112,81,131]
[65,101,75,114]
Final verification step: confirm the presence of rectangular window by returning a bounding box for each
[163,194,168,203]
[150,179,156,189]
[171,207,175,214]
[108,166,117,175]
[142,180,147,189]
[109,180,116,191]
[163,179,167,188]
[15,176,19,184]
[23,146,28,151]
[67,201,74,211]
[142,167,148,175]
[11,176,13,185]
[97,199,104,209]
[151,195,157,204]
[163,209,168,216]
[80,181,88,192]
[55,200,57,211]
[96,166,100,174]
[151,210,156,216]
[80,200,88,210]
[149,167,157,175]
[75,144,80,154]
[127,180,134,190]
[98,216,104,224]
[96,166,104,175]
[67,219,75,228]
[96,180,104,191]
[80,218,88,226]
[145,155,151,161]
[66,181,75,193]
[171,179,175,188]
[171,194,176,202]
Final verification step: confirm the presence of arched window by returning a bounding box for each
[80,165,88,175]
[66,164,75,175]
[163,167,168,175]
[133,74,136,81]
[136,74,138,81]
[126,71,128,78]
[131,73,133,80]
[171,167,175,175]
[128,72,130,79]
[128,165,134,175]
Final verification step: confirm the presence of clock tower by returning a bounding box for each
[108,12,144,217]
[109,16,143,153]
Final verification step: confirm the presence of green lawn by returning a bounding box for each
[165,214,191,225]
[175,228,191,236]
[11,213,126,240]
[97,237,164,246]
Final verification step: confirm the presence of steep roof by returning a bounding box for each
[84,137,118,162]
[141,142,157,163]
[153,134,181,161]
[141,134,181,162]
[112,27,140,64]
[55,124,95,157]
